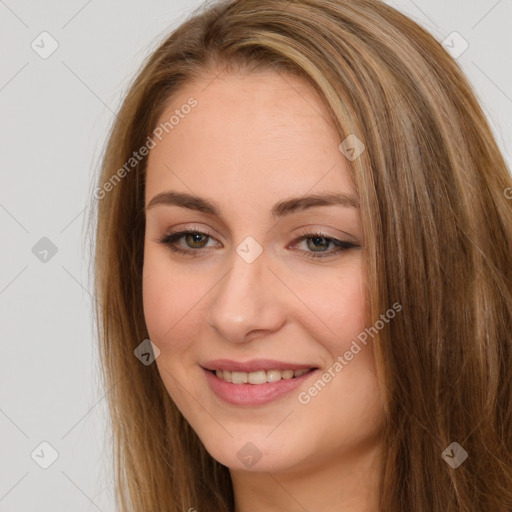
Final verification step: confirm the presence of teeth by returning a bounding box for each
[214,368,311,384]
[231,371,247,384]
[248,370,266,384]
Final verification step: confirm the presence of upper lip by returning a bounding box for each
[201,359,318,373]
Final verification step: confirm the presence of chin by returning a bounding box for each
[198,430,308,473]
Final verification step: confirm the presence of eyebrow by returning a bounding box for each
[145,190,359,217]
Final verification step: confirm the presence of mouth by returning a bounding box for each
[200,359,320,406]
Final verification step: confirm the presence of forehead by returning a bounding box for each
[145,70,355,209]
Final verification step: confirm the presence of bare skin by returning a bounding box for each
[143,69,385,512]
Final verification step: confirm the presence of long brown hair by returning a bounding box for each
[88,0,512,510]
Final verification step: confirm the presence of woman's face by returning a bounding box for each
[143,70,384,473]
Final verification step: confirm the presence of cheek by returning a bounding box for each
[333,271,365,334]
[299,260,367,350]
[142,253,208,413]
[142,252,170,341]
[142,248,213,417]
[142,248,200,349]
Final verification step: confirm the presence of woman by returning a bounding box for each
[89,0,512,510]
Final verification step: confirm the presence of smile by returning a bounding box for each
[201,363,319,406]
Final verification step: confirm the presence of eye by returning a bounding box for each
[291,232,359,260]
[157,229,219,257]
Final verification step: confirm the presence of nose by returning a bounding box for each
[206,246,285,344]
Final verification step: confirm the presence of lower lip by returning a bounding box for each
[202,367,318,406]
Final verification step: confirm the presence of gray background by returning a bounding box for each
[1,0,510,510]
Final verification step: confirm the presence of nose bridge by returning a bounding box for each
[206,244,284,342]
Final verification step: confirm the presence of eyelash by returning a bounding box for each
[156,228,359,260]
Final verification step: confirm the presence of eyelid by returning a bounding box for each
[159,223,220,240]
[291,226,359,245]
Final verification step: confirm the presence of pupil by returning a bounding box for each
[308,236,328,251]
[187,233,206,248]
